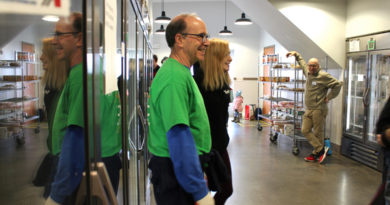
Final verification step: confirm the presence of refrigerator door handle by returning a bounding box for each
[363,86,370,107]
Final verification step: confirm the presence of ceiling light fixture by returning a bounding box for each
[219,0,232,36]
[235,12,253,25]
[155,25,166,35]
[42,15,59,22]
[155,0,171,24]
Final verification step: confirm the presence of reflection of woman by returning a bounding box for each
[34,37,69,198]
[41,38,70,153]
[194,38,233,204]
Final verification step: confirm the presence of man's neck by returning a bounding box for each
[69,50,83,67]
[170,50,191,68]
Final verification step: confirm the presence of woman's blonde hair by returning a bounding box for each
[41,37,69,90]
[199,38,231,91]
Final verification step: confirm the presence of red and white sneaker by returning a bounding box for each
[304,154,317,162]
[318,146,329,164]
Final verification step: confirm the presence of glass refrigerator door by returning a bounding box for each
[366,50,390,145]
[344,53,368,139]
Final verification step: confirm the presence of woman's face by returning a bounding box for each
[223,50,232,72]
[40,52,48,71]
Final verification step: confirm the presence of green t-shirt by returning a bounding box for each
[51,63,84,155]
[147,58,211,157]
[100,91,122,157]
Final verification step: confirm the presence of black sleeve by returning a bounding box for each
[376,97,390,135]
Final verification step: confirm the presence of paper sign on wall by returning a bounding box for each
[0,0,70,16]
[357,74,364,82]
[349,39,360,52]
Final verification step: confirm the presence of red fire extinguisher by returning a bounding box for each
[245,105,250,120]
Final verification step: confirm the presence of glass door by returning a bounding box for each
[344,52,368,140]
[366,50,390,145]
[121,1,153,204]
[123,1,138,204]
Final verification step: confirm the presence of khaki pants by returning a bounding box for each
[302,109,327,155]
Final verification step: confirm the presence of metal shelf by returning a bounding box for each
[350,95,363,99]
[350,123,364,129]
[22,115,40,124]
[260,96,293,102]
[0,111,21,120]
[0,80,39,83]
[276,88,305,93]
[0,97,39,103]
[0,87,25,92]
[258,55,306,155]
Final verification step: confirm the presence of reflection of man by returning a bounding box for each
[287,51,342,164]
[153,54,160,77]
[147,14,214,204]
[45,12,84,205]
[46,13,122,205]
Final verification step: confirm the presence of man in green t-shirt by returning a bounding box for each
[148,14,214,205]
[45,13,122,205]
[44,12,84,205]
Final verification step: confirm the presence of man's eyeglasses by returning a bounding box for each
[181,33,210,43]
[52,31,80,38]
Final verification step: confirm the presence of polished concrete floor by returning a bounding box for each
[225,120,381,205]
[0,120,382,205]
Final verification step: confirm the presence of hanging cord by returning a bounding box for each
[162,0,164,12]
[224,0,227,26]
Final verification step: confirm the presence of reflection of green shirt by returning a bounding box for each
[51,64,84,155]
[100,91,122,157]
[147,58,211,157]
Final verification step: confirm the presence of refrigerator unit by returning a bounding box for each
[341,31,390,171]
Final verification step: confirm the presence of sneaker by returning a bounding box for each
[318,146,329,164]
[304,154,317,162]
[324,139,332,156]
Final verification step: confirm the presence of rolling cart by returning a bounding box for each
[258,54,306,155]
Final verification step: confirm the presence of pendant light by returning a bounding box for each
[219,0,233,36]
[155,25,166,35]
[235,12,253,25]
[155,0,171,24]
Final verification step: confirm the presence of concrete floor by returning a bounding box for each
[0,120,382,205]
[226,120,381,205]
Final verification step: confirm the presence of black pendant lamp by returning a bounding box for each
[235,12,253,25]
[155,0,171,24]
[155,25,166,35]
[219,0,233,36]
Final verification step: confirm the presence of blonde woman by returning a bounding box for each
[33,37,69,198]
[194,38,233,205]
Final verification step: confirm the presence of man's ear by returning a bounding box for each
[75,32,83,48]
[175,33,184,48]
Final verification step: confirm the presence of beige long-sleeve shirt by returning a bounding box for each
[296,53,343,110]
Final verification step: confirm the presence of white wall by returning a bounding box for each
[152,1,262,107]
[269,0,347,69]
[346,0,390,37]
